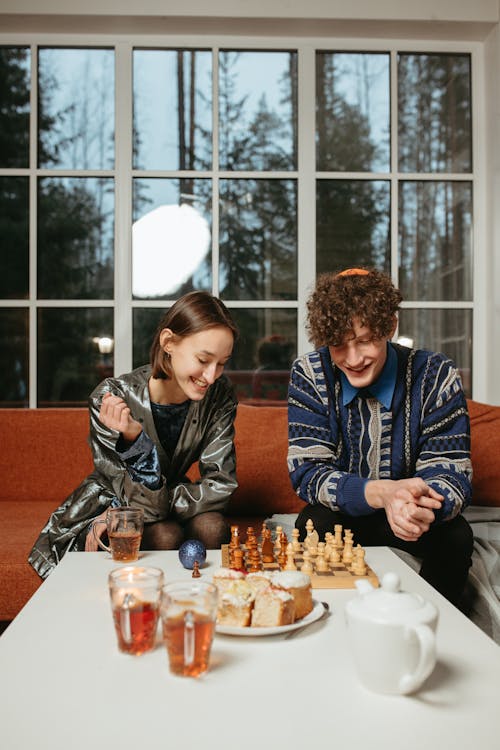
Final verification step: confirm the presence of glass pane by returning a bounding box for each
[37,307,114,406]
[316,52,390,172]
[219,179,297,300]
[0,177,29,299]
[38,177,114,299]
[38,48,114,170]
[0,308,28,407]
[133,308,163,370]
[0,47,30,168]
[316,180,390,274]
[218,50,297,171]
[398,308,472,398]
[398,53,472,173]
[226,308,297,404]
[133,178,211,299]
[133,49,212,171]
[399,181,472,301]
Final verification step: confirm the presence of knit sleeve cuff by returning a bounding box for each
[336,476,375,516]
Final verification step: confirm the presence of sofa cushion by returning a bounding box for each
[226,403,303,516]
[0,408,92,504]
[467,399,500,507]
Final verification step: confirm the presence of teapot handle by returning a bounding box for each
[398,624,436,695]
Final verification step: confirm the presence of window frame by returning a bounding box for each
[0,31,486,405]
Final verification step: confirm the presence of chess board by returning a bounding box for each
[220,544,379,589]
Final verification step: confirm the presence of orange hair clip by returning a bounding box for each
[336,268,370,277]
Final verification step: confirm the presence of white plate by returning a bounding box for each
[215,599,327,637]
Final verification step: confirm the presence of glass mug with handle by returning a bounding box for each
[108,566,164,655]
[93,507,144,562]
[160,580,218,677]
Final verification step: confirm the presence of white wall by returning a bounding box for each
[0,0,498,21]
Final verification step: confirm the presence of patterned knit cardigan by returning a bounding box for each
[287,343,472,522]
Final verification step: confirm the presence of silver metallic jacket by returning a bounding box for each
[28,366,238,579]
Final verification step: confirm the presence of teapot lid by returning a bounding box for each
[347,572,437,623]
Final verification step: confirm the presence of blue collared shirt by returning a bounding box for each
[340,342,397,410]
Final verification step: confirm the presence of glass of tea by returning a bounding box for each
[160,580,218,677]
[108,566,164,655]
[93,507,144,562]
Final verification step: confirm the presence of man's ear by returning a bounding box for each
[159,328,174,353]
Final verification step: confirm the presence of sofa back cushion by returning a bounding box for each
[227,403,303,516]
[467,399,500,507]
[0,408,92,504]
[1,399,498,510]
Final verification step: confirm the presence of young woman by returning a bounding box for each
[29,291,239,579]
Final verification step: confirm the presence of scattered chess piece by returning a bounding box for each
[284,542,297,571]
[278,532,288,568]
[192,560,201,578]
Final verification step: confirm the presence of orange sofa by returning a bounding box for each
[0,400,499,622]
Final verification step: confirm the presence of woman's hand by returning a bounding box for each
[85,508,108,551]
[99,392,142,443]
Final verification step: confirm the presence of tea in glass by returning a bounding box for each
[108,566,164,655]
[94,507,144,562]
[161,581,218,677]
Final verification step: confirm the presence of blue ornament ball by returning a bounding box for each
[178,539,207,570]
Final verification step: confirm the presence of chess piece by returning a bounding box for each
[300,549,314,575]
[274,526,283,553]
[315,542,329,573]
[261,528,275,564]
[284,542,297,571]
[352,545,367,576]
[229,525,240,550]
[342,536,353,565]
[278,532,288,568]
[192,560,201,578]
[291,528,301,553]
[334,523,343,552]
[248,546,262,573]
[304,518,319,550]
[231,548,246,572]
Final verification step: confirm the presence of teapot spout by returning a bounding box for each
[355,579,374,596]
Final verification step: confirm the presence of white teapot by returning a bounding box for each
[345,572,439,695]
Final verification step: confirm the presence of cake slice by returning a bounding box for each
[270,571,313,620]
[216,579,255,627]
[251,588,295,628]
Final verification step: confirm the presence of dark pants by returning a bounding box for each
[295,504,474,609]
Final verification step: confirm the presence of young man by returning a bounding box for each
[287,268,473,609]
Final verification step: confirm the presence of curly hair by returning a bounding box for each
[306,269,403,348]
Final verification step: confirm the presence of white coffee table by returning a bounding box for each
[1,547,499,750]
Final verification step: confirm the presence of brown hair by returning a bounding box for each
[306,269,403,348]
[150,291,239,379]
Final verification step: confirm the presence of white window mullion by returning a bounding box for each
[212,47,220,297]
[114,41,133,376]
[29,43,38,408]
[297,44,316,356]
